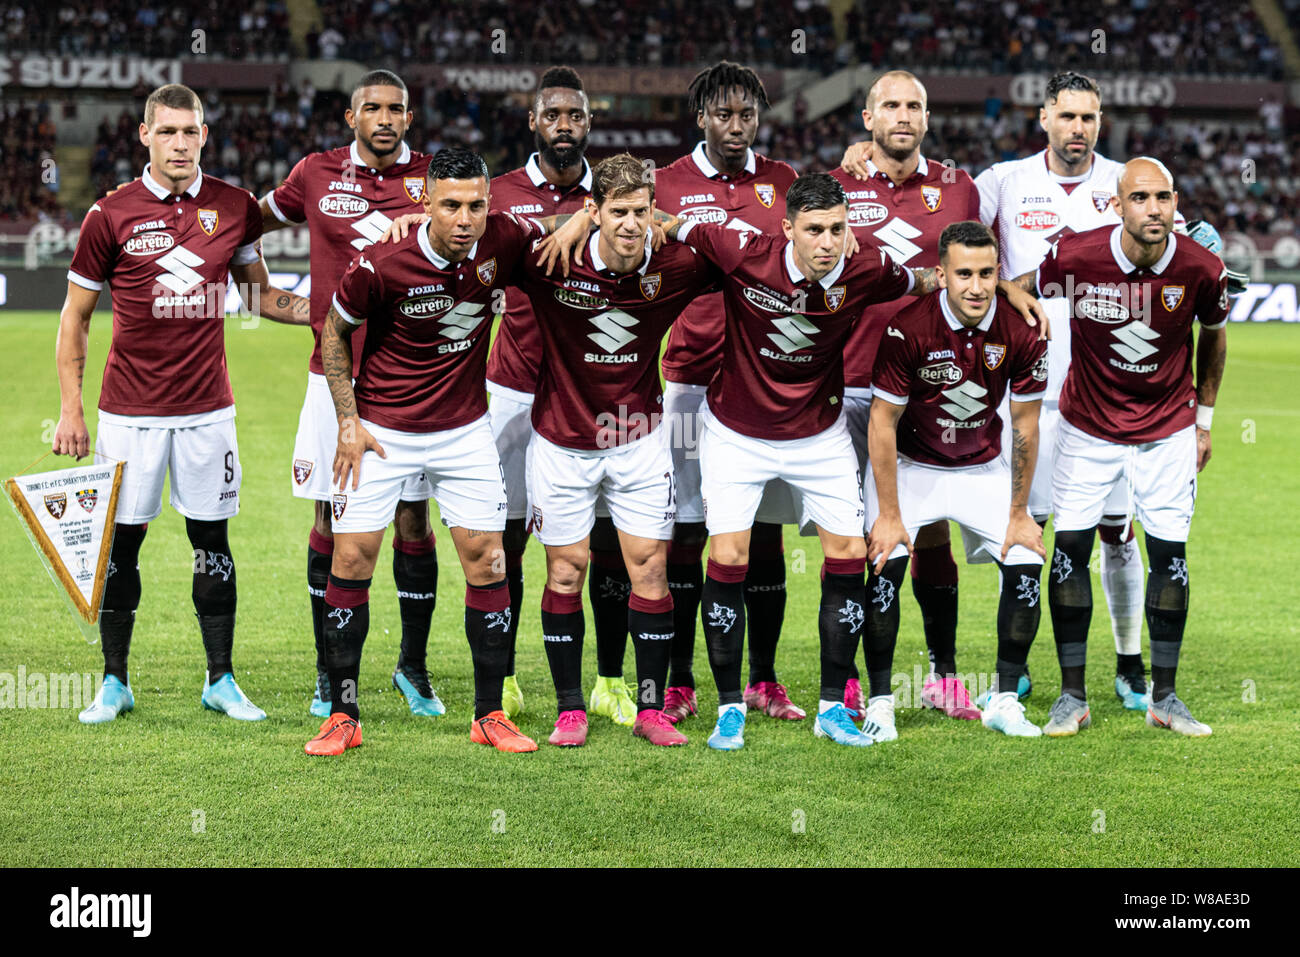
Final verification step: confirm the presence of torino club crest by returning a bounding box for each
[754,183,775,208]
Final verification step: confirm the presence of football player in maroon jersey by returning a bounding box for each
[259,70,449,721]
[654,61,804,726]
[1003,157,1229,737]
[53,83,310,724]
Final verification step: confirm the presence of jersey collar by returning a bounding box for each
[141,163,203,200]
[1109,224,1177,274]
[864,152,928,181]
[691,141,756,179]
[940,289,996,332]
[587,229,654,276]
[784,241,847,289]
[418,221,478,269]
[350,140,412,172]
[524,152,594,192]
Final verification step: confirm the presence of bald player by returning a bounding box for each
[1003,157,1229,736]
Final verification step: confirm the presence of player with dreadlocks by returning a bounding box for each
[652,61,802,726]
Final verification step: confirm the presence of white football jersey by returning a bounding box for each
[976,149,1125,403]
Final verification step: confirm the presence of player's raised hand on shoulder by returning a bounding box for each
[104,177,140,198]
[844,227,860,260]
[1001,508,1045,561]
[650,218,667,252]
[841,140,874,181]
[379,213,428,244]
[537,207,594,277]
[333,416,386,491]
[868,514,912,575]
[1196,427,1212,472]
[52,411,90,461]
[998,279,1051,340]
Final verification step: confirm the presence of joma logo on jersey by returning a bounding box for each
[927,349,956,360]
[123,231,174,256]
[319,194,370,218]
[328,180,362,194]
[919,361,963,385]
[399,295,456,319]
[196,209,219,235]
[511,203,544,214]
[824,285,846,311]
[921,185,942,212]
[132,218,166,234]
[1015,210,1060,231]
[1161,285,1185,311]
[403,177,425,203]
[848,202,888,227]
[754,183,776,207]
[681,205,727,224]
[681,192,716,204]
[640,273,661,300]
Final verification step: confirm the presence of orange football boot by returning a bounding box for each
[470,710,538,753]
[304,713,362,756]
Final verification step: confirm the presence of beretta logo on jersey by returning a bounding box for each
[640,272,661,300]
[403,177,425,203]
[1015,210,1059,231]
[76,488,97,512]
[742,287,788,313]
[681,205,727,224]
[824,285,846,311]
[1092,190,1112,214]
[754,183,776,208]
[477,258,497,285]
[319,194,370,218]
[197,209,219,235]
[399,294,455,318]
[983,343,1006,370]
[1161,285,1185,311]
[44,493,66,519]
[1076,295,1130,323]
[293,459,313,485]
[123,231,175,256]
[921,185,942,212]
[848,202,889,227]
[555,287,609,310]
[919,361,963,385]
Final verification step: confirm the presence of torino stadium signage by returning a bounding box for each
[0,56,180,89]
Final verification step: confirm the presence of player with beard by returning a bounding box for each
[261,71,447,721]
[827,71,985,733]
[653,61,801,726]
[485,67,641,728]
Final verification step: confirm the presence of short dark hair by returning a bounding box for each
[591,153,653,206]
[352,69,408,107]
[687,60,770,115]
[938,221,998,261]
[536,66,584,97]
[426,147,490,184]
[784,173,846,219]
[144,84,203,127]
[1044,71,1101,106]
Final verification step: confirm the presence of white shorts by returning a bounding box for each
[663,381,706,523]
[843,391,872,478]
[700,405,863,539]
[866,454,1044,567]
[330,415,508,534]
[487,382,535,521]
[526,430,675,547]
[292,372,430,503]
[96,410,241,524]
[1053,420,1197,543]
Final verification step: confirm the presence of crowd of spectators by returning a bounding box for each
[0,103,64,222]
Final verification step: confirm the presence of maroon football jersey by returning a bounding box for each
[872,292,1049,467]
[679,222,912,440]
[1035,225,1229,443]
[331,212,543,433]
[269,142,431,375]
[519,232,717,450]
[832,158,982,392]
[656,144,798,385]
[486,154,593,395]
[68,166,262,416]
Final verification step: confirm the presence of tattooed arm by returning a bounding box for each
[53,282,101,460]
[1002,397,1045,560]
[1194,324,1227,472]
[229,258,311,325]
[322,305,386,489]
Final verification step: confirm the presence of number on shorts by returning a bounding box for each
[665,470,675,507]
[224,451,235,484]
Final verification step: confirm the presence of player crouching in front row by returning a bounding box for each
[867,221,1049,738]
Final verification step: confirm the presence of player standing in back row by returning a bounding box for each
[261,70,446,720]
[54,83,311,724]
[654,61,800,725]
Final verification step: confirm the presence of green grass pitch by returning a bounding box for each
[1,310,1296,866]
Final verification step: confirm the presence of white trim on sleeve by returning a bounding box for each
[871,388,909,407]
[67,270,103,291]
[1010,390,1047,403]
[265,191,301,225]
[675,220,696,243]
[230,241,261,266]
[331,293,363,325]
[1199,317,1228,330]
